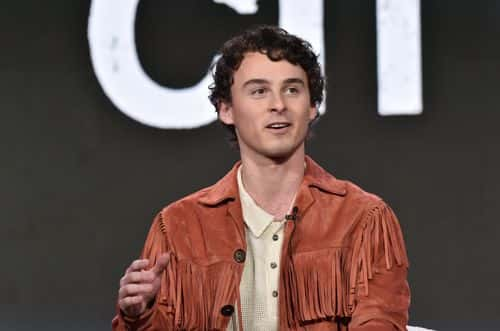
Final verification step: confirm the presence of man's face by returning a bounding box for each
[219,52,317,160]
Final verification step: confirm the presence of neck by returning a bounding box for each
[239,147,306,219]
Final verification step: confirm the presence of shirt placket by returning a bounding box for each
[265,221,285,322]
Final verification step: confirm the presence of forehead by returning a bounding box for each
[233,52,307,85]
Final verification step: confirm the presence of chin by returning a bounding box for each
[261,144,302,161]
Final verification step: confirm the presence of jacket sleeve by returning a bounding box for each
[348,201,411,331]
[112,211,177,331]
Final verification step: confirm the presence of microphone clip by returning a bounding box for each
[285,206,299,221]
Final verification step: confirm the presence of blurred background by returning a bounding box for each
[1,1,499,330]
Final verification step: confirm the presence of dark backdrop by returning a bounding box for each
[1,1,499,330]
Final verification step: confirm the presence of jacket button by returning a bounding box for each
[272,234,279,241]
[220,304,234,316]
[233,249,246,263]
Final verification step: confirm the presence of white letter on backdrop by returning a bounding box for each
[87,0,325,129]
[376,0,422,115]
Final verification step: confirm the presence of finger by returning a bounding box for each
[126,259,149,273]
[119,283,154,299]
[121,270,155,287]
[119,295,144,310]
[151,253,170,276]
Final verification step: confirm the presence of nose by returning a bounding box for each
[269,92,286,113]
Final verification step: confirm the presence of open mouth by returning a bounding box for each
[266,122,291,129]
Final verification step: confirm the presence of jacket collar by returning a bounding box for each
[198,155,346,206]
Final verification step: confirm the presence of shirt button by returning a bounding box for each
[272,290,278,298]
[272,234,279,241]
[220,304,234,316]
[270,262,277,269]
[233,249,246,263]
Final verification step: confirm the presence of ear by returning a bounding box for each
[218,101,234,125]
[308,105,318,121]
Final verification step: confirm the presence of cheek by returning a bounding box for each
[230,106,256,133]
[232,100,262,124]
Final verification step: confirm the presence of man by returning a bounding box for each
[112,26,410,331]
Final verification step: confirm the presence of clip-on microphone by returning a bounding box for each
[285,206,299,221]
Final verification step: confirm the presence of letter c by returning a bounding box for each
[88,0,325,129]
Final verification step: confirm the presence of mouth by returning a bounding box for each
[266,122,291,130]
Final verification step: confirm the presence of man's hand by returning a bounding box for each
[118,253,170,318]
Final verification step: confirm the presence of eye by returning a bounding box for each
[251,87,267,96]
[285,86,300,95]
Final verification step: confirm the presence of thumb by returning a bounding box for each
[151,252,170,276]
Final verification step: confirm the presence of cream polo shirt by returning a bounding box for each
[227,166,293,331]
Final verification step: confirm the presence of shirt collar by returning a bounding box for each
[198,155,347,206]
[237,166,277,238]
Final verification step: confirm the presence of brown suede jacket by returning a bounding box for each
[112,156,410,331]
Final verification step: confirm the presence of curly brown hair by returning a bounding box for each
[208,25,325,145]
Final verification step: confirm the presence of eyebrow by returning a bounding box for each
[282,78,306,86]
[242,79,270,88]
[241,77,306,88]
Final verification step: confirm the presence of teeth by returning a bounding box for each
[269,123,288,128]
